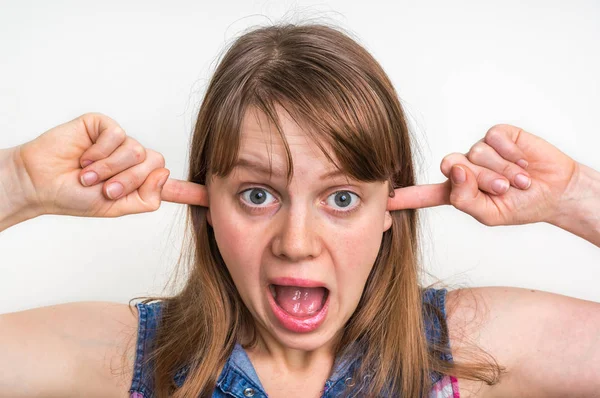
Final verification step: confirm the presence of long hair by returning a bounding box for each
[132,23,504,397]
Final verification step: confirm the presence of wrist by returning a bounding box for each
[0,146,43,232]
[548,162,600,247]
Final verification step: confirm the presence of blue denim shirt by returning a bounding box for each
[129,288,453,397]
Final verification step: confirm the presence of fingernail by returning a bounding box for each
[515,174,531,189]
[451,166,466,184]
[106,182,124,199]
[492,179,509,194]
[158,173,169,189]
[80,171,98,186]
[81,160,94,168]
[516,159,528,169]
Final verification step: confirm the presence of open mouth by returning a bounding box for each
[267,284,330,333]
[269,285,329,317]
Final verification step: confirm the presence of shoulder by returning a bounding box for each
[445,286,600,398]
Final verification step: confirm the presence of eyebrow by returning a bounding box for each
[233,158,348,181]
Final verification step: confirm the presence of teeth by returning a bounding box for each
[269,285,277,298]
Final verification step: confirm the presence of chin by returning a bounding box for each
[269,320,341,352]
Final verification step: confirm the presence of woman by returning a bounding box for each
[1,24,598,397]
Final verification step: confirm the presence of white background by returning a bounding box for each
[1,0,598,314]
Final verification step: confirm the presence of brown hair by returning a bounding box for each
[132,23,505,397]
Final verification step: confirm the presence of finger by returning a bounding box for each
[484,125,529,168]
[111,168,171,214]
[467,141,532,190]
[161,179,209,206]
[78,113,127,167]
[387,183,450,210]
[441,153,512,195]
[79,137,147,187]
[136,168,170,211]
[449,165,501,226]
[101,149,165,200]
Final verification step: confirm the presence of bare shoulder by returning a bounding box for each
[445,286,600,398]
[0,301,139,398]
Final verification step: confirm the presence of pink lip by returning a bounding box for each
[268,277,326,288]
[266,283,330,333]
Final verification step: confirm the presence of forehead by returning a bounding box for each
[237,106,340,177]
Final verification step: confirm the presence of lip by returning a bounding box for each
[266,283,330,333]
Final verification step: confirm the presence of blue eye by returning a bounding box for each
[241,188,276,206]
[326,191,359,210]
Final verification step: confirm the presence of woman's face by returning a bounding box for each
[207,107,392,353]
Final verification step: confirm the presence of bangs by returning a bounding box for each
[192,24,411,191]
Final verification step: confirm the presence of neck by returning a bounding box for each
[244,322,340,373]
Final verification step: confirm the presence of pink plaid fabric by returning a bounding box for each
[429,375,460,398]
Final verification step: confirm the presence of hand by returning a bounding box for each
[16,113,207,218]
[388,124,578,226]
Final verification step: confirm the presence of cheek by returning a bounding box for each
[336,211,385,268]
[210,207,264,288]
[330,215,385,303]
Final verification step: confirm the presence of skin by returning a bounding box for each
[205,107,392,394]
[1,112,600,397]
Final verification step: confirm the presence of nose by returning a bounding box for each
[271,203,322,262]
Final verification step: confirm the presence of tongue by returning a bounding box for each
[273,285,326,317]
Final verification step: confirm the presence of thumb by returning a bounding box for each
[449,165,486,216]
[137,168,170,210]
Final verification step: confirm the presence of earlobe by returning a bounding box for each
[206,208,213,226]
[383,210,392,232]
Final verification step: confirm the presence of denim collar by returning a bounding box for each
[214,343,363,397]
[166,342,359,397]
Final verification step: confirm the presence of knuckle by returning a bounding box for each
[440,152,464,175]
[80,111,104,120]
[440,159,451,175]
[130,144,146,163]
[112,126,126,141]
[468,142,487,160]
[157,152,166,167]
[485,125,507,143]
[446,152,465,161]
[147,149,165,167]
[80,112,114,128]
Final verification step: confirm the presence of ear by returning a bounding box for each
[383,210,392,232]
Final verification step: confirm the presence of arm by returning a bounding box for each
[0,146,42,232]
[0,114,176,396]
[0,302,138,397]
[549,162,600,247]
[447,287,600,398]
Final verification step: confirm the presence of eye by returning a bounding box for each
[240,187,276,207]
[325,190,359,211]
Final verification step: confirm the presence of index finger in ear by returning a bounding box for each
[161,178,209,206]
[387,182,450,211]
